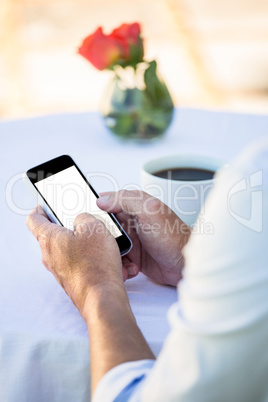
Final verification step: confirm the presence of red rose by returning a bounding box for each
[78,27,123,70]
[78,23,143,70]
[110,23,143,63]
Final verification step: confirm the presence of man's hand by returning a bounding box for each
[97,190,191,287]
[27,204,155,393]
[26,205,125,318]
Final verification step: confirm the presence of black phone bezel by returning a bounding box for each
[26,155,132,255]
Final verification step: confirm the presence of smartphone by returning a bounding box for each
[24,155,132,256]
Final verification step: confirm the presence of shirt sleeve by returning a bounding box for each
[93,137,268,402]
[92,360,155,402]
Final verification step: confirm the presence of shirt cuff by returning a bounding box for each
[92,359,155,402]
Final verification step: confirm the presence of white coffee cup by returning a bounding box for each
[141,154,226,226]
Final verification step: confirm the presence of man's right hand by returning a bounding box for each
[97,190,191,287]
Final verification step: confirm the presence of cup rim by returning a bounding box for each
[141,154,227,184]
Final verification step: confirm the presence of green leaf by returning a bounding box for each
[144,60,174,109]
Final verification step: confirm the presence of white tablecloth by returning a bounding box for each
[0,109,267,401]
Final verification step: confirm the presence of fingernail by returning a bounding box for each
[98,195,110,204]
[127,265,137,276]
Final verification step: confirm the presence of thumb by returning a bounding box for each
[97,190,161,219]
[122,261,139,281]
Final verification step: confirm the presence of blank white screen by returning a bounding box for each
[35,165,121,237]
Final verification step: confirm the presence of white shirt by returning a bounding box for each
[93,138,268,402]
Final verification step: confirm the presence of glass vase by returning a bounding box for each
[100,61,174,141]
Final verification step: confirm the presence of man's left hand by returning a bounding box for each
[26,205,136,318]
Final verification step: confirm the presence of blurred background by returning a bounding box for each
[0,0,268,120]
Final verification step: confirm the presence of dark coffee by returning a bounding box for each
[153,167,215,181]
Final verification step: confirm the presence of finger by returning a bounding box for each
[125,262,140,279]
[97,190,148,216]
[26,205,53,240]
[113,211,133,227]
[99,191,115,197]
[35,204,48,218]
[122,266,128,282]
[122,256,139,279]
[73,212,97,233]
[73,212,108,236]
[97,190,165,229]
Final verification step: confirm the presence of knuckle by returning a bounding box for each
[147,197,162,213]
[119,189,140,200]
[149,197,162,212]
[79,212,92,220]
[75,212,92,224]
[39,233,49,249]
[36,222,50,243]
[74,213,96,233]
[41,256,49,269]
[119,190,143,213]
[75,217,107,238]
